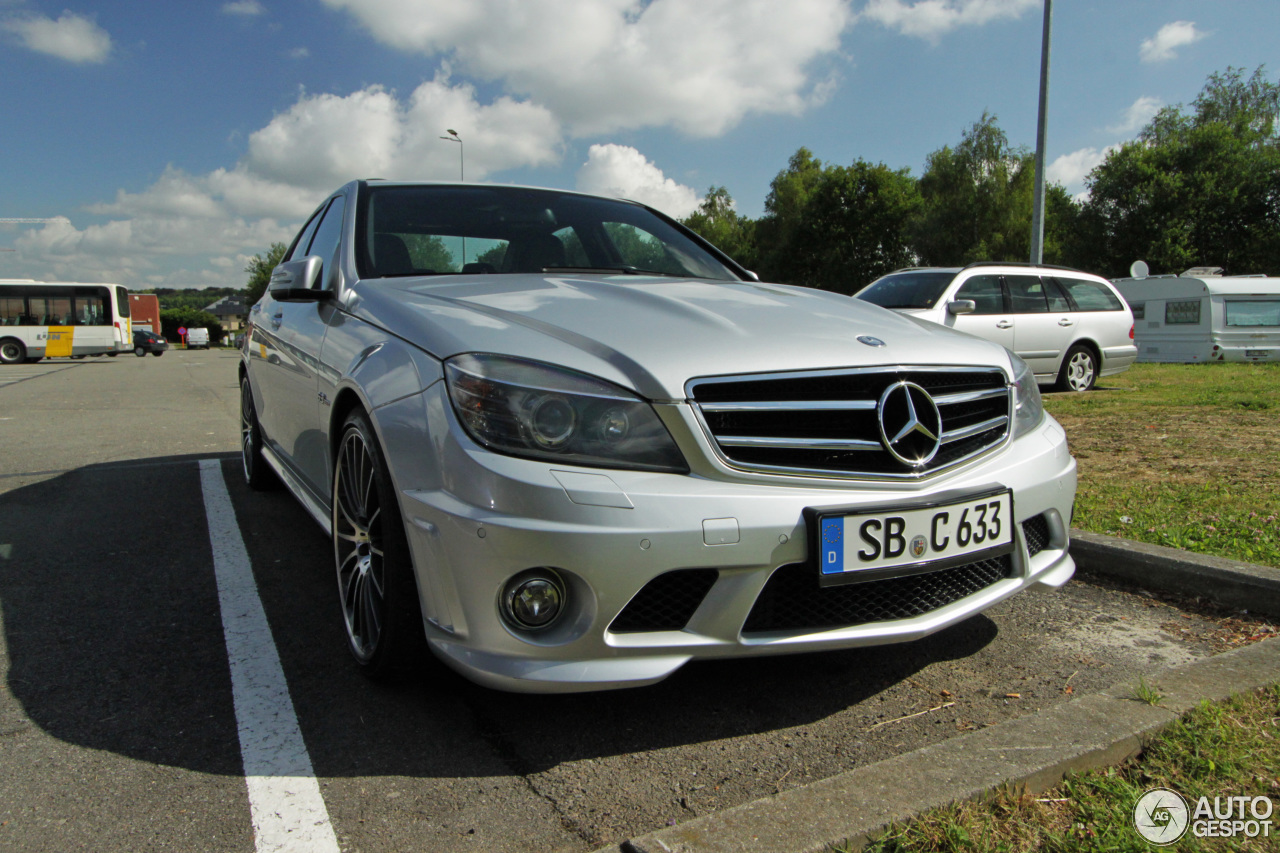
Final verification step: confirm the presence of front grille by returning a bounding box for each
[690,367,1011,478]
[609,569,719,633]
[1023,514,1051,557]
[742,555,1013,634]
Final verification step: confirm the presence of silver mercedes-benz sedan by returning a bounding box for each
[240,180,1077,693]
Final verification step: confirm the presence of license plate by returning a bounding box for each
[812,489,1014,586]
[1246,350,1271,358]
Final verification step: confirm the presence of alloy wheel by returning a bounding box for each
[333,427,385,662]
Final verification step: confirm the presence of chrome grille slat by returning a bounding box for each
[688,366,1012,479]
[699,400,878,413]
[717,436,882,451]
[941,415,1009,444]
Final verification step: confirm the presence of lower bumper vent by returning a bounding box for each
[742,555,1013,634]
[609,569,719,633]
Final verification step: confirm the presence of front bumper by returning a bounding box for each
[383,385,1077,693]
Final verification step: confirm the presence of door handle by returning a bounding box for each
[1058,318,1073,327]
[996,320,1013,329]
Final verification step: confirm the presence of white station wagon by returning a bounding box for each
[240,182,1078,693]
[856,264,1137,391]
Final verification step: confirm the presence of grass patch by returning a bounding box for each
[850,685,1280,852]
[1044,363,1280,568]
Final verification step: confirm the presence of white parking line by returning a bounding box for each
[199,459,340,853]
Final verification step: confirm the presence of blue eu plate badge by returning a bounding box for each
[821,517,844,575]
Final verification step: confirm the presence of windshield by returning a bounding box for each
[857,271,957,309]
[358,185,739,282]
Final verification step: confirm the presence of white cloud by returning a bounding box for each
[320,0,851,136]
[1047,145,1118,201]
[1107,95,1162,135]
[1139,21,1205,64]
[222,1,267,15]
[8,76,565,287]
[576,144,700,218]
[2,11,111,63]
[287,46,309,59]
[859,0,1038,43]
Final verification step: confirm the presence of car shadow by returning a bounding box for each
[0,455,999,781]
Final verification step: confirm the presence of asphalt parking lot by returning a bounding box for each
[0,351,1260,852]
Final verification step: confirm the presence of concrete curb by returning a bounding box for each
[588,534,1280,853]
[1069,528,1280,618]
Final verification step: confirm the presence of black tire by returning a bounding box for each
[1056,344,1098,392]
[71,354,86,360]
[152,351,163,357]
[0,338,26,365]
[332,409,425,680]
[24,357,41,364]
[240,376,279,491]
[135,346,146,357]
[107,352,117,357]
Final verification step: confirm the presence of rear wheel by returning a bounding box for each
[0,339,25,365]
[135,346,146,357]
[240,376,278,490]
[332,409,425,680]
[1056,345,1098,392]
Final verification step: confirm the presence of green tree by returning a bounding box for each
[788,160,921,294]
[1078,65,1280,277]
[243,242,288,305]
[912,112,1078,266]
[754,148,829,283]
[680,186,758,271]
[160,307,224,344]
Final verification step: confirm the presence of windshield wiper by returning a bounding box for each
[541,265,691,278]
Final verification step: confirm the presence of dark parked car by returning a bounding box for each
[132,329,168,356]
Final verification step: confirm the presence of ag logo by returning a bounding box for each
[909,535,927,558]
[1134,788,1189,845]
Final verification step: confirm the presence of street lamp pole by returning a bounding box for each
[1029,0,1052,265]
[439,129,466,263]
[439,129,463,181]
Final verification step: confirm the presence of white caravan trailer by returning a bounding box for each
[1112,270,1280,363]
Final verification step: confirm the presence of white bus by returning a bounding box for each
[0,279,132,364]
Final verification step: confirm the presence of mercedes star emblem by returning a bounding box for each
[877,381,943,467]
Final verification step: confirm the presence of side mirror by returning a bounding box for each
[269,256,331,302]
[947,299,976,315]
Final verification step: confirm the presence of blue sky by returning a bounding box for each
[1,0,1276,289]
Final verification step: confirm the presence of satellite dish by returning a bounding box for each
[1129,260,1149,279]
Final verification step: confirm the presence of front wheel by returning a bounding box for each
[0,339,26,365]
[1057,345,1098,392]
[135,346,146,357]
[332,409,425,680]
[240,376,278,491]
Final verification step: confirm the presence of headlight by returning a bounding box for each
[1010,352,1045,438]
[445,353,688,473]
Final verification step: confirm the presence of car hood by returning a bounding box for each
[349,274,1010,400]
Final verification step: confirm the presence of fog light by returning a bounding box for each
[502,570,566,630]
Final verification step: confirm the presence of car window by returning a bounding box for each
[1165,299,1202,325]
[955,275,1005,314]
[1006,275,1049,314]
[286,206,325,263]
[856,271,956,309]
[1224,300,1280,327]
[306,196,346,290]
[1052,277,1124,311]
[358,185,738,281]
[1044,278,1072,312]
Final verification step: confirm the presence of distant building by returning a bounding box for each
[204,295,249,332]
[129,293,161,334]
